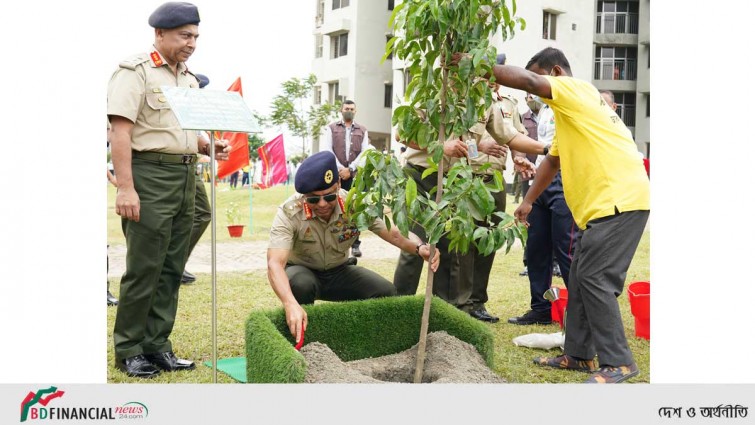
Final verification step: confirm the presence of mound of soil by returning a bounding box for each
[301,331,505,384]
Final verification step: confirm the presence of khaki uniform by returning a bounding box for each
[109,49,200,361]
[462,94,528,312]
[269,190,396,304]
[395,94,526,311]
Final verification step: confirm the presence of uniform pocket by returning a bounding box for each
[143,89,174,128]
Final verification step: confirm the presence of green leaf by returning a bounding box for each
[405,177,417,210]
[458,56,472,80]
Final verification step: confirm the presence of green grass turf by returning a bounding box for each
[245,296,494,383]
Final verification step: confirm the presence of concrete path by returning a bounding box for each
[107,234,403,278]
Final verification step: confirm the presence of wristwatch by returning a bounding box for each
[415,242,428,256]
[542,144,551,156]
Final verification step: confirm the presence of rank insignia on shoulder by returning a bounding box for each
[283,199,303,217]
[118,53,150,71]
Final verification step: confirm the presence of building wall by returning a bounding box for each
[592,0,650,157]
[635,0,650,157]
[311,0,395,153]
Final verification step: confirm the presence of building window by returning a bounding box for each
[331,32,348,58]
[594,46,638,81]
[645,142,650,159]
[328,82,344,104]
[596,1,639,34]
[543,11,557,40]
[385,35,393,59]
[332,0,349,10]
[314,34,323,58]
[316,0,325,26]
[384,84,393,108]
[388,0,394,10]
[647,44,650,68]
[645,94,650,117]
[313,86,322,105]
[613,92,636,127]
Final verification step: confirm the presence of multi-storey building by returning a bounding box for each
[311,0,397,153]
[312,0,649,158]
[592,0,650,157]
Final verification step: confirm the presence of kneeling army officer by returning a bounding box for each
[266,151,439,344]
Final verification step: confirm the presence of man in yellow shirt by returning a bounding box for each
[489,47,650,384]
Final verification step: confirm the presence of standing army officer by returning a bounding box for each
[108,2,228,378]
[267,151,439,345]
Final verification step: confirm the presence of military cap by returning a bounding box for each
[295,151,339,194]
[148,2,200,29]
[196,74,209,88]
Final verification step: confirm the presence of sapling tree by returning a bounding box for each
[345,0,526,382]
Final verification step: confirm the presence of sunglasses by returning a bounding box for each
[305,193,338,204]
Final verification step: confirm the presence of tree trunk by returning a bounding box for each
[414,56,450,384]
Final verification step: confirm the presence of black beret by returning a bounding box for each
[295,151,339,194]
[148,2,200,29]
[496,53,507,65]
[196,74,209,88]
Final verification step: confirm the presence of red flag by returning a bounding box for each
[216,77,250,180]
[257,134,288,189]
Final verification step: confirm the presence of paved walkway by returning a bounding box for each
[107,235,403,278]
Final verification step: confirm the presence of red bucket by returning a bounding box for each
[627,281,650,340]
[550,287,568,329]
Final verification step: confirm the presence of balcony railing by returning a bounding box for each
[617,106,636,127]
[594,58,637,81]
[596,12,639,34]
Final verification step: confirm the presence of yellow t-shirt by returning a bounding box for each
[545,76,649,229]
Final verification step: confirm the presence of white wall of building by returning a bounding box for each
[312,0,395,152]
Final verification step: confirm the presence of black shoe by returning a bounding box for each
[507,310,552,325]
[470,308,500,323]
[519,267,528,276]
[107,290,119,306]
[351,245,362,257]
[144,351,195,372]
[116,355,160,378]
[553,264,562,277]
[181,270,196,284]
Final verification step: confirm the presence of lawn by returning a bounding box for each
[106,184,650,383]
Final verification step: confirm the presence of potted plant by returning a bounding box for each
[225,202,245,237]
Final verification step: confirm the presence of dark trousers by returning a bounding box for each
[229,172,238,188]
[563,209,649,367]
[466,182,506,310]
[286,263,396,304]
[526,172,577,313]
[241,172,250,186]
[393,164,469,308]
[187,174,211,258]
[114,157,195,361]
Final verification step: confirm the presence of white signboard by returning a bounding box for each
[161,86,259,133]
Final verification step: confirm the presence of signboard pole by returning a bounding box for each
[210,132,218,384]
[160,86,258,384]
